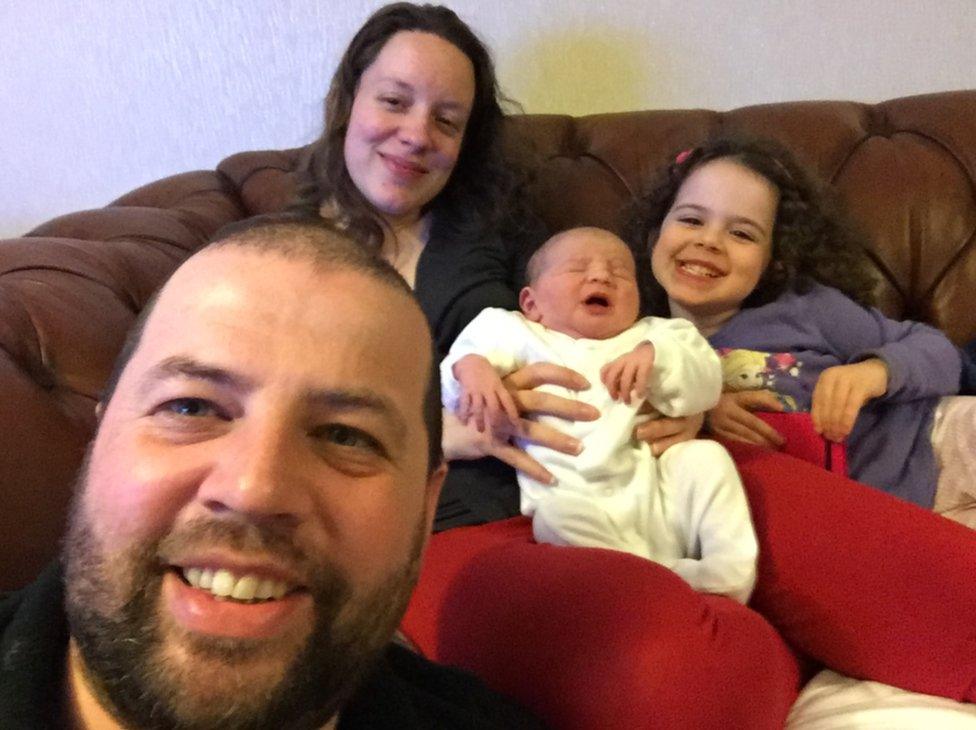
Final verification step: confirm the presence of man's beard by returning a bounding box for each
[63,462,426,729]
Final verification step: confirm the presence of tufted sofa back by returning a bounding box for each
[2,89,974,590]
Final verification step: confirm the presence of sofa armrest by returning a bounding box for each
[0,170,247,590]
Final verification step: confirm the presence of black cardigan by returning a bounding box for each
[414,215,546,530]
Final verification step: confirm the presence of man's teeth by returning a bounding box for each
[680,262,719,278]
[182,567,290,602]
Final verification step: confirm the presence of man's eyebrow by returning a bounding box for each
[139,356,256,395]
[307,389,408,442]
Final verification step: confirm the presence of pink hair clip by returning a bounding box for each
[675,148,694,164]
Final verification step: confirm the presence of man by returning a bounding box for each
[0,216,540,729]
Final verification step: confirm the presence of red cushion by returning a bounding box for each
[404,444,976,728]
[729,441,976,702]
[753,411,848,475]
[404,518,801,729]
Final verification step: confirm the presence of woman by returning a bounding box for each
[293,2,698,529]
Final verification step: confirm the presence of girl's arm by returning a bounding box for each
[809,285,961,440]
[814,285,961,402]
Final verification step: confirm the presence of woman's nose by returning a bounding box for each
[398,111,433,151]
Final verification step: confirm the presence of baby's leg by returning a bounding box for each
[532,490,650,559]
[658,440,758,604]
[930,395,976,528]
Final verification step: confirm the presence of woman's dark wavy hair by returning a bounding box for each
[626,136,877,316]
[293,2,519,249]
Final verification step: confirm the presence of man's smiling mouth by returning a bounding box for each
[175,566,297,603]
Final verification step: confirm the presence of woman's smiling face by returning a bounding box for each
[651,158,779,328]
[343,31,476,227]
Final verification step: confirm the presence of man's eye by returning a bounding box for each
[311,424,385,454]
[160,398,218,418]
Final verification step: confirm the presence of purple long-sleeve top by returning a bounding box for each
[708,283,961,507]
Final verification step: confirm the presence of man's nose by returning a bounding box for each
[197,421,313,528]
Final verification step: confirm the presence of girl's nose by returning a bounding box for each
[694,226,722,252]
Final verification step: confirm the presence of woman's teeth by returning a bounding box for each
[182,566,291,602]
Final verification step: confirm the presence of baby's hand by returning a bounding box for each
[452,354,520,433]
[811,358,889,442]
[601,342,655,404]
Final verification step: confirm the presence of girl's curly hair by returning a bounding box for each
[626,136,877,316]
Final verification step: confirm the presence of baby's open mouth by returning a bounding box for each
[584,294,611,309]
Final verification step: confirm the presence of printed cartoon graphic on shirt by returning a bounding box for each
[717,348,803,411]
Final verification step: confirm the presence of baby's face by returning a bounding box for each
[521,229,640,340]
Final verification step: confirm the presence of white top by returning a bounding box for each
[441,308,722,505]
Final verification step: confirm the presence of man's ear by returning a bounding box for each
[519,286,542,323]
[421,461,448,539]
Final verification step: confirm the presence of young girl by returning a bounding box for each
[629,137,976,526]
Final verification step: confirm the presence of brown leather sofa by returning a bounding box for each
[2,89,974,592]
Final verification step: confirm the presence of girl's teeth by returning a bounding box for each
[681,262,718,277]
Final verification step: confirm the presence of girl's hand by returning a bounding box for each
[811,359,888,442]
[453,355,520,433]
[705,391,786,448]
[601,342,655,404]
[442,362,598,483]
[634,410,705,456]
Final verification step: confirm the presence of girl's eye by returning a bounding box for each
[731,229,757,242]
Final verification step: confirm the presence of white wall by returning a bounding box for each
[2,0,973,238]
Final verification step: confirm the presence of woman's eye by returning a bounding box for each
[436,116,460,133]
[379,96,403,109]
[678,216,702,226]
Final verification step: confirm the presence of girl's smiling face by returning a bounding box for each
[650,158,779,333]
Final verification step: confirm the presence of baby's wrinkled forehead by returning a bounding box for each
[529,227,635,281]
